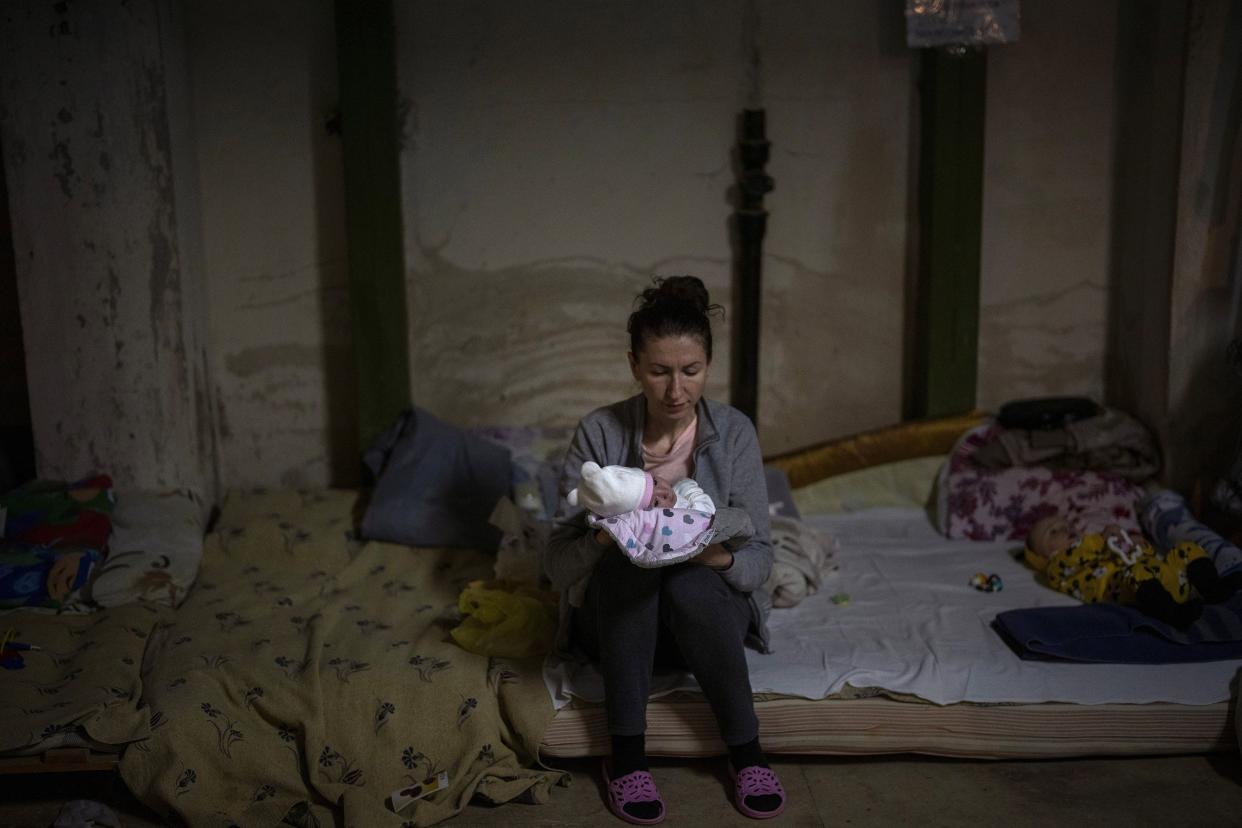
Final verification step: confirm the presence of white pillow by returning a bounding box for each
[86,489,207,608]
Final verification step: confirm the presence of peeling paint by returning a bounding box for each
[977,281,1109,411]
[224,344,322,378]
[407,249,710,429]
[215,390,232,439]
[1,0,211,493]
[47,139,75,197]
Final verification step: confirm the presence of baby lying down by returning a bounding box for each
[567,461,751,568]
[1023,515,1242,628]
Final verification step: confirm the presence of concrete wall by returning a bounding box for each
[1165,0,1242,492]
[0,0,215,494]
[184,0,353,489]
[2,0,1144,490]
[398,1,1123,454]
[976,0,1119,412]
[396,1,913,454]
[396,0,745,435]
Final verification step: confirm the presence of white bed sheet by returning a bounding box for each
[545,508,1242,708]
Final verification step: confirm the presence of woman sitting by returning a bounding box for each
[545,276,784,823]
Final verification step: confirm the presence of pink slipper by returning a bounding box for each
[729,764,786,819]
[603,760,665,825]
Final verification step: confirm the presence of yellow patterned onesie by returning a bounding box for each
[1026,533,1207,606]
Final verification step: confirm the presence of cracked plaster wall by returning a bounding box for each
[183,0,352,488]
[977,0,1119,412]
[1164,0,1242,492]
[0,0,214,493]
[399,1,1120,454]
[2,1,1133,491]
[396,1,912,454]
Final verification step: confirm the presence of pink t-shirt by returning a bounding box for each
[642,417,697,484]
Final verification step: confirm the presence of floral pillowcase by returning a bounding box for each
[936,423,1145,542]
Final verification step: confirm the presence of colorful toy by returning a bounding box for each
[0,627,38,670]
[970,572,1003,592]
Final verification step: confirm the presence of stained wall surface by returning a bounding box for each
[184,0,354,488]
[396,1,913,454]
[976,0,1120,412]
[396,1,745,435]
[0,0,214,493]
[3,1,1135,490]
[1165,0,1242,491]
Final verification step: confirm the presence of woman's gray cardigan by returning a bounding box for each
[543,394,774,656]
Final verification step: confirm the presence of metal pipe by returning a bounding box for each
[733,108,773,424]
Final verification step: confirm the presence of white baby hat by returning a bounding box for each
[567,462,650,516]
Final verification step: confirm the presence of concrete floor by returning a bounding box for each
[2,754,1241,826]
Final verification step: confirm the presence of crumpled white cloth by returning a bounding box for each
[764,515,838,607]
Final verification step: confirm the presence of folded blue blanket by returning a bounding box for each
[993,593,1242,663]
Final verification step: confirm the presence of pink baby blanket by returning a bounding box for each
[589,506,718,568]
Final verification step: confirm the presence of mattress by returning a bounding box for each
[542,697,1234,760]
[541,502,1242,759]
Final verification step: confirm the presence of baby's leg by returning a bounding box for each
[1172,541,1242,603]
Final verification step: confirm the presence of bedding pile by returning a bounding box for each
[0,475,113,609]
[0,477,206,612]
[0,478,206,759]
[121,488,565,828]
[936,420,1148,542]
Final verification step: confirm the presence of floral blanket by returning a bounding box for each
[120,489,564,827]
[936,423,1146,542]
[0,601,162,752]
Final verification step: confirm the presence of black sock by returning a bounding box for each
[610,733,648,778]
[1189,557,1242,603]
[609,734,661,820]
[727,736,767,770]
[1135,580,1202,628]
[728,737,781,814]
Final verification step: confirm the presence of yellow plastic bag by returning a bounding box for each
[450,580,557,658]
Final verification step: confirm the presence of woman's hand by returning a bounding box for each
[693,543,734,571]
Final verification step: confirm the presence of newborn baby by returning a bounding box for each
[567,462,740,568]
[567,462,715,515]
[1023,514,1240,627]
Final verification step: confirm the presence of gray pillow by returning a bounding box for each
[764,465,800,519]
[361,407,511,549]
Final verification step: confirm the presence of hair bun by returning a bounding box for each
[641,275,710,315]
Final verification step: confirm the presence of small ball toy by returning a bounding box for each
[970,572,1003,592]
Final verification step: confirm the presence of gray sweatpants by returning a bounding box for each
[574,546,760,745]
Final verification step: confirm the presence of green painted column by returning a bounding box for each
[335,0,411,449]
[911,46,987,419]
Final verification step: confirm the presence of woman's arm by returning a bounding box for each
[709,419,773,593]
